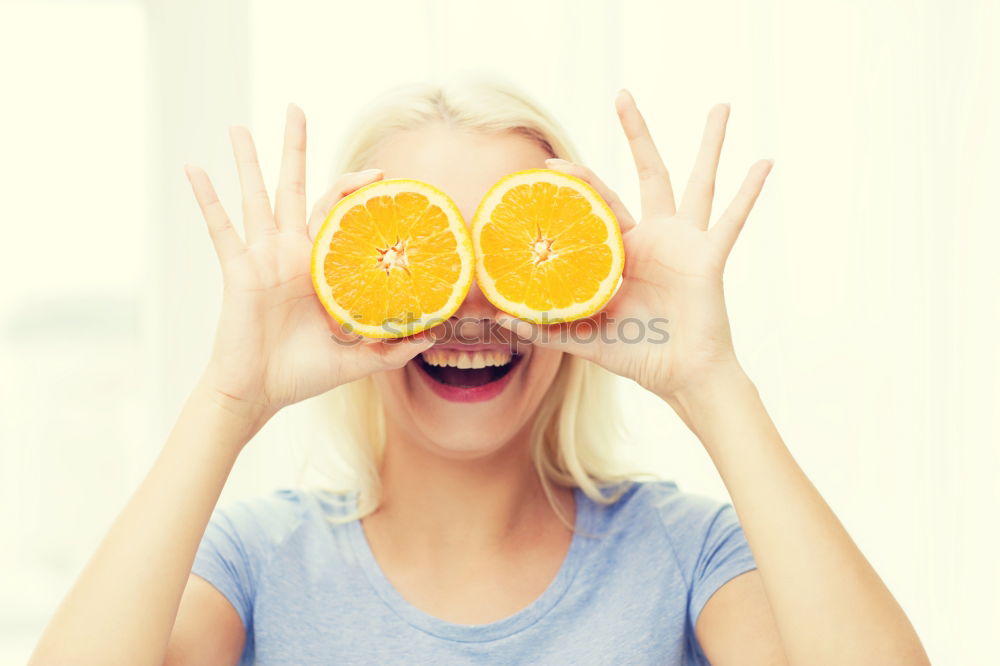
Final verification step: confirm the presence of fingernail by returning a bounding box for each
[358,168,382,177]
[546,158,569,165]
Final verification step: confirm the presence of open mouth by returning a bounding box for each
[416,348,523,389]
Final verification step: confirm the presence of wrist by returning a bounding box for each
[192,369,276,441]
[658,362,757,430]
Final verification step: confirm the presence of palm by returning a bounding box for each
[501,94,772,399]
[184,105,433,417]
[597,217,732,396]
[208,234,321,407]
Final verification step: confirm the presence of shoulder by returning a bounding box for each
[587,479,745,564]
[585,478,757,620]
[589,478,730,527]
[638,479,737,531]
[206,487,355,554]
[192,487,358,636]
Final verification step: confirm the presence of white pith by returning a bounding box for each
[420,349,513,369]
[531,238,556,262]
[376,240,409,273]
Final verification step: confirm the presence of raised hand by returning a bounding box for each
[184,104,434,428]
[497,90,773,401]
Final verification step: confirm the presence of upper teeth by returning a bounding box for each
[421,349,513,369]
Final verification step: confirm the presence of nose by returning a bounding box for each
[432,277,513,346]
[451,276,495,326]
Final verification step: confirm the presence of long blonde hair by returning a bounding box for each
[302,72,659,530]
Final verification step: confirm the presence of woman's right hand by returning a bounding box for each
[183,104,434,431]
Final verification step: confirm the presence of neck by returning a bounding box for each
[366,420,574,561]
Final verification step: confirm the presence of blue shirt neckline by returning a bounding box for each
[345,485,596,642]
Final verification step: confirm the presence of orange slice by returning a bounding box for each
[471,168,624,324]
[311,178,474,338]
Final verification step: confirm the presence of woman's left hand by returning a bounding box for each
[497,90,773,401]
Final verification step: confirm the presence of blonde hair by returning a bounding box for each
[302,72,659,530]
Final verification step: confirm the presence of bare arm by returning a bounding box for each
[671,367,931,665]
[29,104,432,666]
[695,570,787,665]
[163,574,246,666]
[497,91,930,664]
[28,378,257,665]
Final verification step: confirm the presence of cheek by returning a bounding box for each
[521,349,565,398]
[371,368,410,414]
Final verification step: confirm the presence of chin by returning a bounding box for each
[403,420,518,461]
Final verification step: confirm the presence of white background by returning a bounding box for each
[1,0,997,662]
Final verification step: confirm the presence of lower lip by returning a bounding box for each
[414,359,520,403]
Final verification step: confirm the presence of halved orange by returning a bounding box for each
[311,178,474,338]
[471,168,624,324]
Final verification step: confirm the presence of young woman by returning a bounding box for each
[30,79,929,665]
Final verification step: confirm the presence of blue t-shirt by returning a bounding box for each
[192,479,757,665]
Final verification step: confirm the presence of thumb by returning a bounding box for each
[308,169,384,241]
[494,314,597,361]
[375,329,438,368]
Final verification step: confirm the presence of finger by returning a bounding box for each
[494,314,599,362]
[679,103,730,229]
[544,159,637,233]
[615,88,676,218]
[229,125,276,243]
[275,103,307,233]
[325,329,436,378]
[710,159,774,260]
[375,329,438,366]
[307,168,384,241]
[327,318,366,345]
[183,163,244,264]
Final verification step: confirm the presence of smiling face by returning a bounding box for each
[366,123,565,460]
